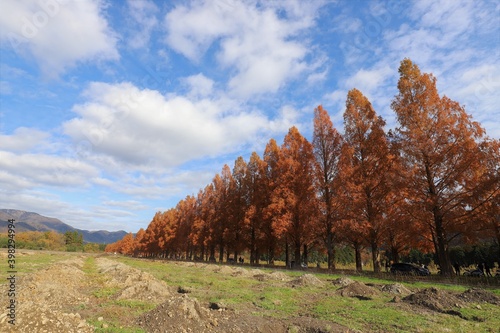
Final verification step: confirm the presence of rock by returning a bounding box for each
[209,301,227,310]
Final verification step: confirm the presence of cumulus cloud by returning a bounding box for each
[344,65,392,95]
[62,81,282,168]
[182,73,215,98]
[0,150,99,189]
[0,127,50,152]
[0,0,118,77]
[164,0,321,98]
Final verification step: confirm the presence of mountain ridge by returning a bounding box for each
[0,209,128,244]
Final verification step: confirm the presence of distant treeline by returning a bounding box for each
[0,230,106,252]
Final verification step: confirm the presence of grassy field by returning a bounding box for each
[1,250,499,333]
[115,256,500,333]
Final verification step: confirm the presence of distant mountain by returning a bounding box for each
[0,209,128,244]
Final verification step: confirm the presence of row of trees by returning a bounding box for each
[107,59,499,275]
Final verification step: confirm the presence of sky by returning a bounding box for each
[0,0,499,232]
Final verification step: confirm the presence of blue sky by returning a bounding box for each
[0,0,498,232]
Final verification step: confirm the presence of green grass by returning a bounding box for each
[80,255,153,332]
[0,249,81,281]
[113,256,500,333]
[4,251,499,332]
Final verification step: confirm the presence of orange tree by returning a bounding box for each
[312,105,344,269]
[391,58,492,275]
[342,89,393,272]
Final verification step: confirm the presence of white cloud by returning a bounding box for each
[126,0,158,49]
[411,0,473,36]
[0,150,99,189]
[62,82,277,168]
[0,0,118,77]
[344,65,392,95]
[102,199,148,211]
[164,0,320,98]
[183,73,215,98]
[0,127,50,152]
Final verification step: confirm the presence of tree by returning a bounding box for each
[64,231,83,252]
[189,186,214,260]
[210,165,233,262]
[472,139,500,263]
[312,105,344,269]
[119,233,135,255]
[227,156,248,260]
[391,58,491,275]
[272,126,318,267]
[243,152,267,264]
[175,195,196,259]
[133,228,146,257]
[343,88,393,272]
[261,139,282,263]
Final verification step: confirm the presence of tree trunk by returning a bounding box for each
[390,246,400,264]
[354,243,363,272]
[268,244,274,265]
[250,228,256,265]
[326,232,336,270]
[371,241,380,273]
[285,241,289,268]
[294,239,301,268]
[303,244,308,266]
[219,241,224,263]
[435,214,452,275]
[494,223,500,267]
[209,245,216,262]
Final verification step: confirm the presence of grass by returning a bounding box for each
[0,249,82,280]
[114,256,500,333]
[3,251,499,332]
[79,256,153,332]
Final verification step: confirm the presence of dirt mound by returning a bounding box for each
[0,305,92,333]
[381,283,412,295]
[96,258,171,303]
[18,260,89,307]
[252,270,291,282]
[250,268,265,275]
[402,288,464,313]
[336,281,380,299]
[332,277,355,286]
[268,271,291,281]
[232,267,251,277]
[0,258,94,332]
[290,274,324,287]
[215,265,236,275]
[137,294,351,333]
[458,288,500,305]
[137,294,218,333]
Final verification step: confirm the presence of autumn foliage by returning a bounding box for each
[107,59,499,275]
